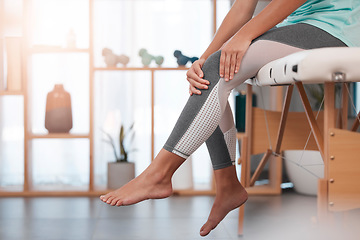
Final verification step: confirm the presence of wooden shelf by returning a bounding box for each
[0,90,24,96]
[30,184,90,192]
[0,185,107,197]
[0,190,107,197]
[94,66,189,71]
[173,189,216,196]
[0,185,24,192]
[29,133,90,139]
[28,47,90,54]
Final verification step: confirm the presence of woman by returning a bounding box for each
[101,0,360,236]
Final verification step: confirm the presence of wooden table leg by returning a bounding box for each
[341,83,349,130]
[318,82,336,221]
[244,84,253,187]
[249,85,293,186]
[238,84,253,235]
[351,111,360,132]
[296,82,324,159]
[238,205,245,235]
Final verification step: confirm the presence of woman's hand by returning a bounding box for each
[219,35,252,81]
[186,58,209,95]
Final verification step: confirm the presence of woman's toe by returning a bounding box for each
[106,196,115,204]
[110,198,119,206]
[115,200,123,206]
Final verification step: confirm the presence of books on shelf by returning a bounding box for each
[5,37,22,91]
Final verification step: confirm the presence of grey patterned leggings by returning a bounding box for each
[163,23,347,170]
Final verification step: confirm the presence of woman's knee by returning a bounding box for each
[202,51,221,82]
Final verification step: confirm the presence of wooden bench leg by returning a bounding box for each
[274,85,294,154]
[237,85,252,235]
[351,111,360,132]
[238,205,245,235]
[249,85,294,185]
[250,149,272,186]
[319,83,336,223]
[244,84,253,187]
[341,83,349,130]
[296,82,325,159]
[318,178,329,221]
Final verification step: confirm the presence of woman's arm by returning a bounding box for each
[220,0,307,81]
[187,0,307,95]
[200,0,259,60]
[186,0,259,95]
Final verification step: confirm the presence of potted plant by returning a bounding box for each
[102,123,136,190]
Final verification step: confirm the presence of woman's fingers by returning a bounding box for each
[229,53,237,80]
[219,37,251,81]
[219,52,226,78]
[187,77,208,90]
[220,52,236,82]
[235,53,241,74]
[186,70,209,86]
[194,63,204,78]
[186,59,209,95]
[189,85,201,95]
[224,53,231,81]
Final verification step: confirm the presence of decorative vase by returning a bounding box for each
[107,162,135,190]
[45,84,73,133]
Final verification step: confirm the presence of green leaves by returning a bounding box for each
[102,123,135,163]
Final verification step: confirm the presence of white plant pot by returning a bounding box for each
[107,162,135,190]
[283,150,324,196]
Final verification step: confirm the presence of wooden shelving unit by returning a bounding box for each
[29,133,90,139]
[0,90,24,95]
[28,47,90,54]
[0,0,219,197]
[94,67,189,71]
[0,0,95,196]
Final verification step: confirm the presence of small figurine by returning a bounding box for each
[102,48,130,67]
[173,50,199,66]
[138,48,164,67]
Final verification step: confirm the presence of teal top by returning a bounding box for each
[277,0,360,47]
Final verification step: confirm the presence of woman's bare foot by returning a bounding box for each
[100,170,173,206]
[100,149,185,206]
[200,183,248,236]
[200,167,248,237]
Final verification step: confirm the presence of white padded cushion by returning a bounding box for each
[251,47,360,86]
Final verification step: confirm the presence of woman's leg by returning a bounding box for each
[205,103,237,170]
[195,24,347,236]
[200,103,248,237]
[163,40,304,162]
[100,40,304,207]
[162,40,304,236]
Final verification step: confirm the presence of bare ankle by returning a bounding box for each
[142,167,172,186]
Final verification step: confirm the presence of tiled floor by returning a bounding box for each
[0,190,359,240]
